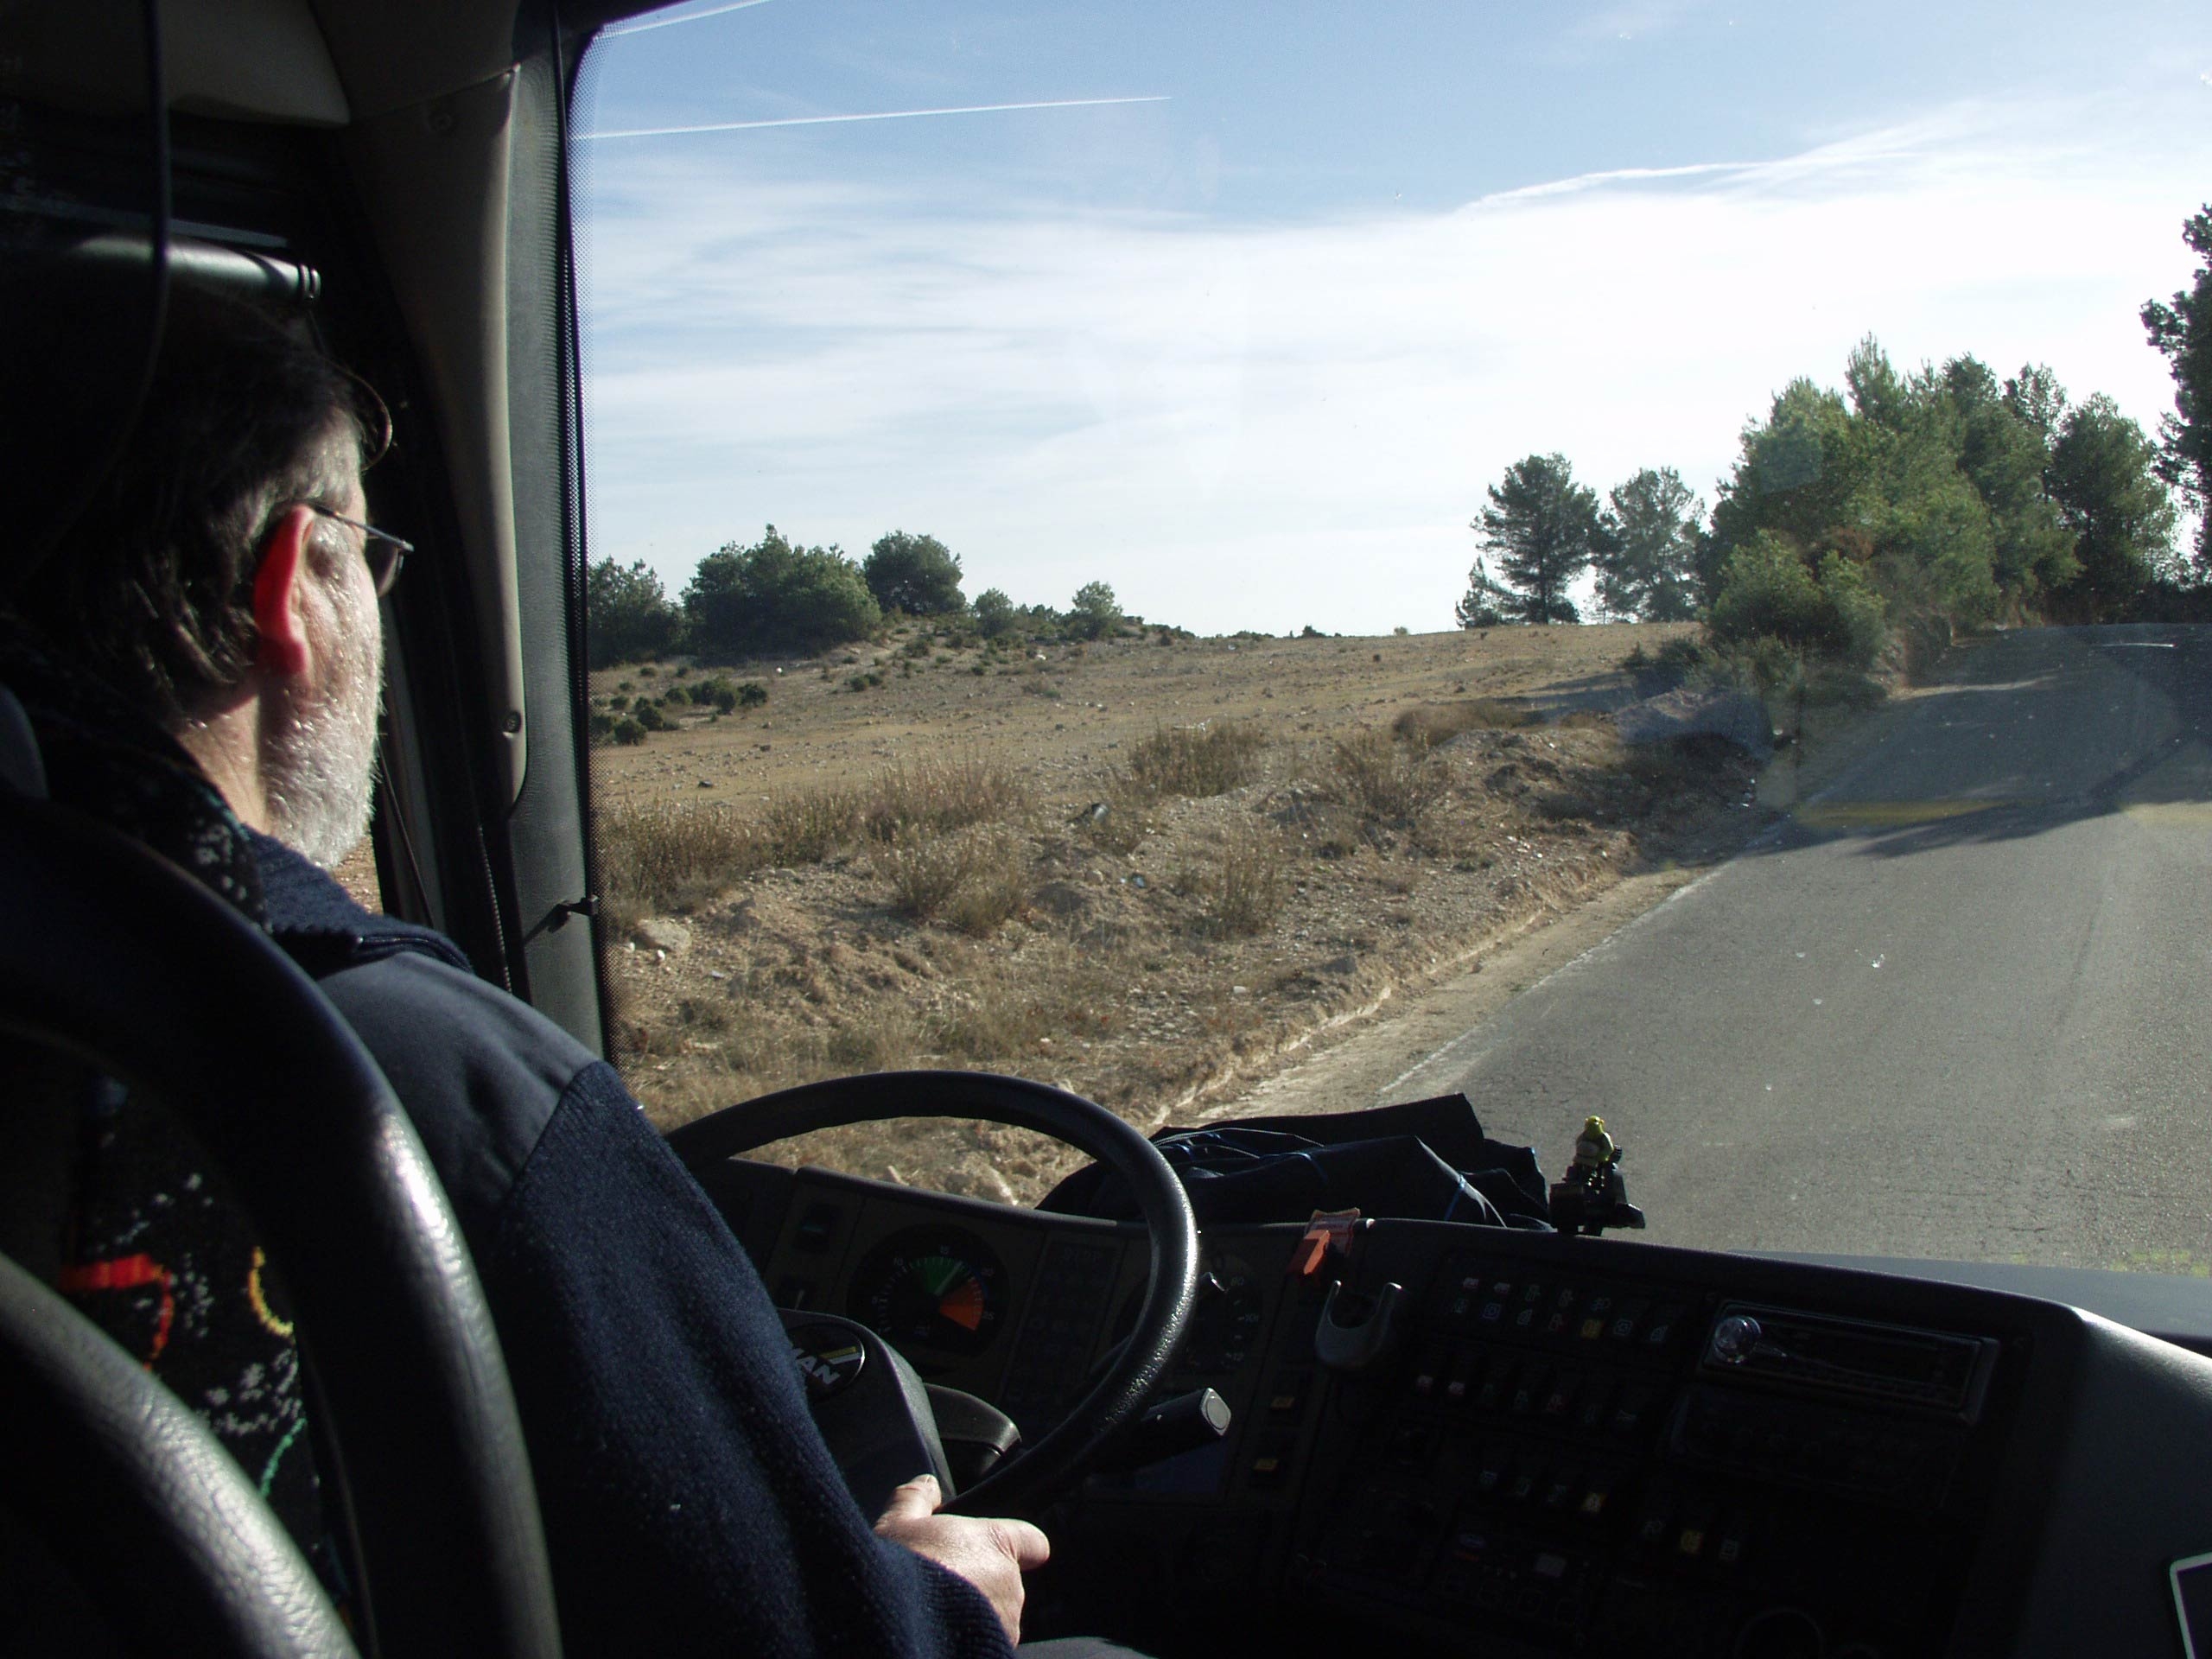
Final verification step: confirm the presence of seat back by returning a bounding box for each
[0,724,561,1656]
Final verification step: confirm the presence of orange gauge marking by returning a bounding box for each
[938,1276,988,1332]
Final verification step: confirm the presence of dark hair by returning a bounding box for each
[11,283,377,727]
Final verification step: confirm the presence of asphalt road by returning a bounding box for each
[1390,625,2212,1272]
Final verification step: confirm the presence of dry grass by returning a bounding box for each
[874,823,1031,934]
[593,620,1766,1200]
[1391,696,1542,744]
[1193,821,1289,938]
[603,753,1030,928]
[1124,721,1267,798]
[598,801,758,924]
[760,787,862,865]
[930,938,1129,1066]
[862,754,1031,842]
[1327,727,1452,826]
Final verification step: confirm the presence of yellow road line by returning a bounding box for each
[1795,799,2018,829]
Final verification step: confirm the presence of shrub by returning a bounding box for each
[1330,728,1450,824]
[632,701,671,732]
[973,588,1019,639]
[683,525,881,657]
[1068,580,1121,641]
[661,683,690,706]
[639,664,657,678]
[735,680,768,709]
[597,801,759,916]
[588,710,615,740]
[865,531,966,616]
[1709,533,1886,668]
[848,671,884,691]
[943,855,1032,938]
[612,717,647,746]
[874,823,1028,933]
[1125,721,1266,798]
[1656,634,1709,677]
[1195,823,1287,938]
[759,788,861,865]
[1391,699,1539,746]
[586,558,680,668]
[862,756,1028,842]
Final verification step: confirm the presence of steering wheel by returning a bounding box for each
[665,1071,1201,1517]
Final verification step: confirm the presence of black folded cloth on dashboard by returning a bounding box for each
[1035,1093,1553,1231]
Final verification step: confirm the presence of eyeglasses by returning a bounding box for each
[305,506,412,597]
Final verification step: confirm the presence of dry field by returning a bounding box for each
[582,620,1770,1204]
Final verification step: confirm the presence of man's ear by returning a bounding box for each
[251,507,314,678]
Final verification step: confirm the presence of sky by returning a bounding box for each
[572,0,2212,638]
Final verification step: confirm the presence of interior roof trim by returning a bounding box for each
[167,0,350,126]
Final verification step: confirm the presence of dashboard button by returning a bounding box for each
[1475,1354,1516,1411]
[792,1202,842,1254]
[1644,1304,1688,1351]
[1472,1444,1508,1497]
[1510,1365,1548,1414]
[1576,1375,1617,1432]
[1542,1372,1581,1419]
[1611,1381,1658,1436]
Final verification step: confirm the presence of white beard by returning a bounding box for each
[263,563,383,870]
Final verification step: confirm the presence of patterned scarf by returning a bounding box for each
[0,613,338,1588]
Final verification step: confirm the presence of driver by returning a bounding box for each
[1,281,1132,1656]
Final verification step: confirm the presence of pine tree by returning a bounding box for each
[1471,454,1605,624]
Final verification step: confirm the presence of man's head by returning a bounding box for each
[11,283,390,866]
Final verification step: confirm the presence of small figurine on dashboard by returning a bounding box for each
[1549,1114,1647,1236]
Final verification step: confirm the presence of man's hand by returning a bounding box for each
[874,1473,1050,1645]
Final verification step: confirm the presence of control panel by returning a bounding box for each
[1300,1249,2018,1657]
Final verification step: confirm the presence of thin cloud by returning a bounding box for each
[1567,0,1708,44]
[581,95,1170,142]
[1476,159,1759,205]
[577,97,2209,634]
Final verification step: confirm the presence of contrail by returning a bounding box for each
[1476,160,1759,205]
[579,94,1169,141]
[599,0,777,39]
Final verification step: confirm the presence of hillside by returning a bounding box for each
[580,620,1769,1202]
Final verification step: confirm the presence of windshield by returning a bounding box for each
[569,1,2212,1272]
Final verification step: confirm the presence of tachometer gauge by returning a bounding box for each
[849,1225,1007,1357]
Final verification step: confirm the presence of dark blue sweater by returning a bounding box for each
[251,832,1012,1658]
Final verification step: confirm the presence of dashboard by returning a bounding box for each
[695,1158,2212,1659]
